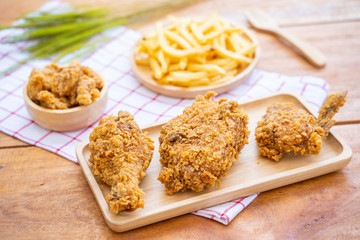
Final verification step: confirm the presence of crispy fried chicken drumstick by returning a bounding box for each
[158,91,250,195]
[89,111,154,214]
[255,91,347,161]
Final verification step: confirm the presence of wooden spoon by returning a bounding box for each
[244,8,326,68]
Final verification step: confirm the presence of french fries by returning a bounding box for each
[134,14,258,87]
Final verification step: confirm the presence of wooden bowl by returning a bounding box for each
[131,28,261,98]
[23,80,108,132]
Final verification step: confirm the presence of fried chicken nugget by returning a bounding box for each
[255,91,347,161]
[89,111,154,213]
[158,91,250,195]
[27,60,103,109]
[36,90,68,109]
[76,75,100,105]
[51,60,81,97]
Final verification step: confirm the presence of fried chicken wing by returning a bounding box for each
[255,92,347,161]
[89,111,154,214]
[158,91,250,195]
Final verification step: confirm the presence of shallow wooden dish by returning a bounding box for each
[131,28,261,98]
[24,80,108,132]
[76,91,352,232]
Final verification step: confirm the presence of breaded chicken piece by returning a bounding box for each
[36,90,68,109]
[89,111,154,214]
[255,91,347,161]
[51,60,81,97]
[76,75,100,105]
[81,66,104,89]
[27,68,50,101]
[158,91,250,195]
[255,103,324,161]
[27,60,103,109]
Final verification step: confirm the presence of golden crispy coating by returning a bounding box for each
[37,91,68,109]
[27,60,103,110]
[41,63,59,85]
[81,66,104,89]
[158,91,249,195]
[51,60,81,97]
[255,103,324,161]
[76,75,100,105]
[255,92,347,161]
[27,68,49,100]
[89,111,154,214]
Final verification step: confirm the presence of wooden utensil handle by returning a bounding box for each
[275,29,327,68]
[335,119,360,125]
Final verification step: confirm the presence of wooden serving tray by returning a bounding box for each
[76,92,352,232]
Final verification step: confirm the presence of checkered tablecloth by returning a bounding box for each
[0,0,330,225]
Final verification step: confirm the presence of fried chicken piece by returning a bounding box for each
[76,75,100,105]
[36,91,68,109]
[255,104,324,161]
[41,63,59,88]
[89,111,154,214]
[27,60,103,109]
[255,91,347,161]
[51,60,81,97]
[68,88,78,106]
[81,66,104,89]
[158,91,250,195]
[27,69,50,101]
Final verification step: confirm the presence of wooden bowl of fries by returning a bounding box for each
[131,14,261,98]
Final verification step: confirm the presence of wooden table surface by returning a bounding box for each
[1,0,359,239]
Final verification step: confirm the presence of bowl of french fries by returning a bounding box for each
[131,14,260,98]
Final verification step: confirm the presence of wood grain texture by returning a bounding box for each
[2,0,359,26]
[0,133,29,148]
[0,0,360,238]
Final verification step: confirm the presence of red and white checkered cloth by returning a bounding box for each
[0,0,330,225]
